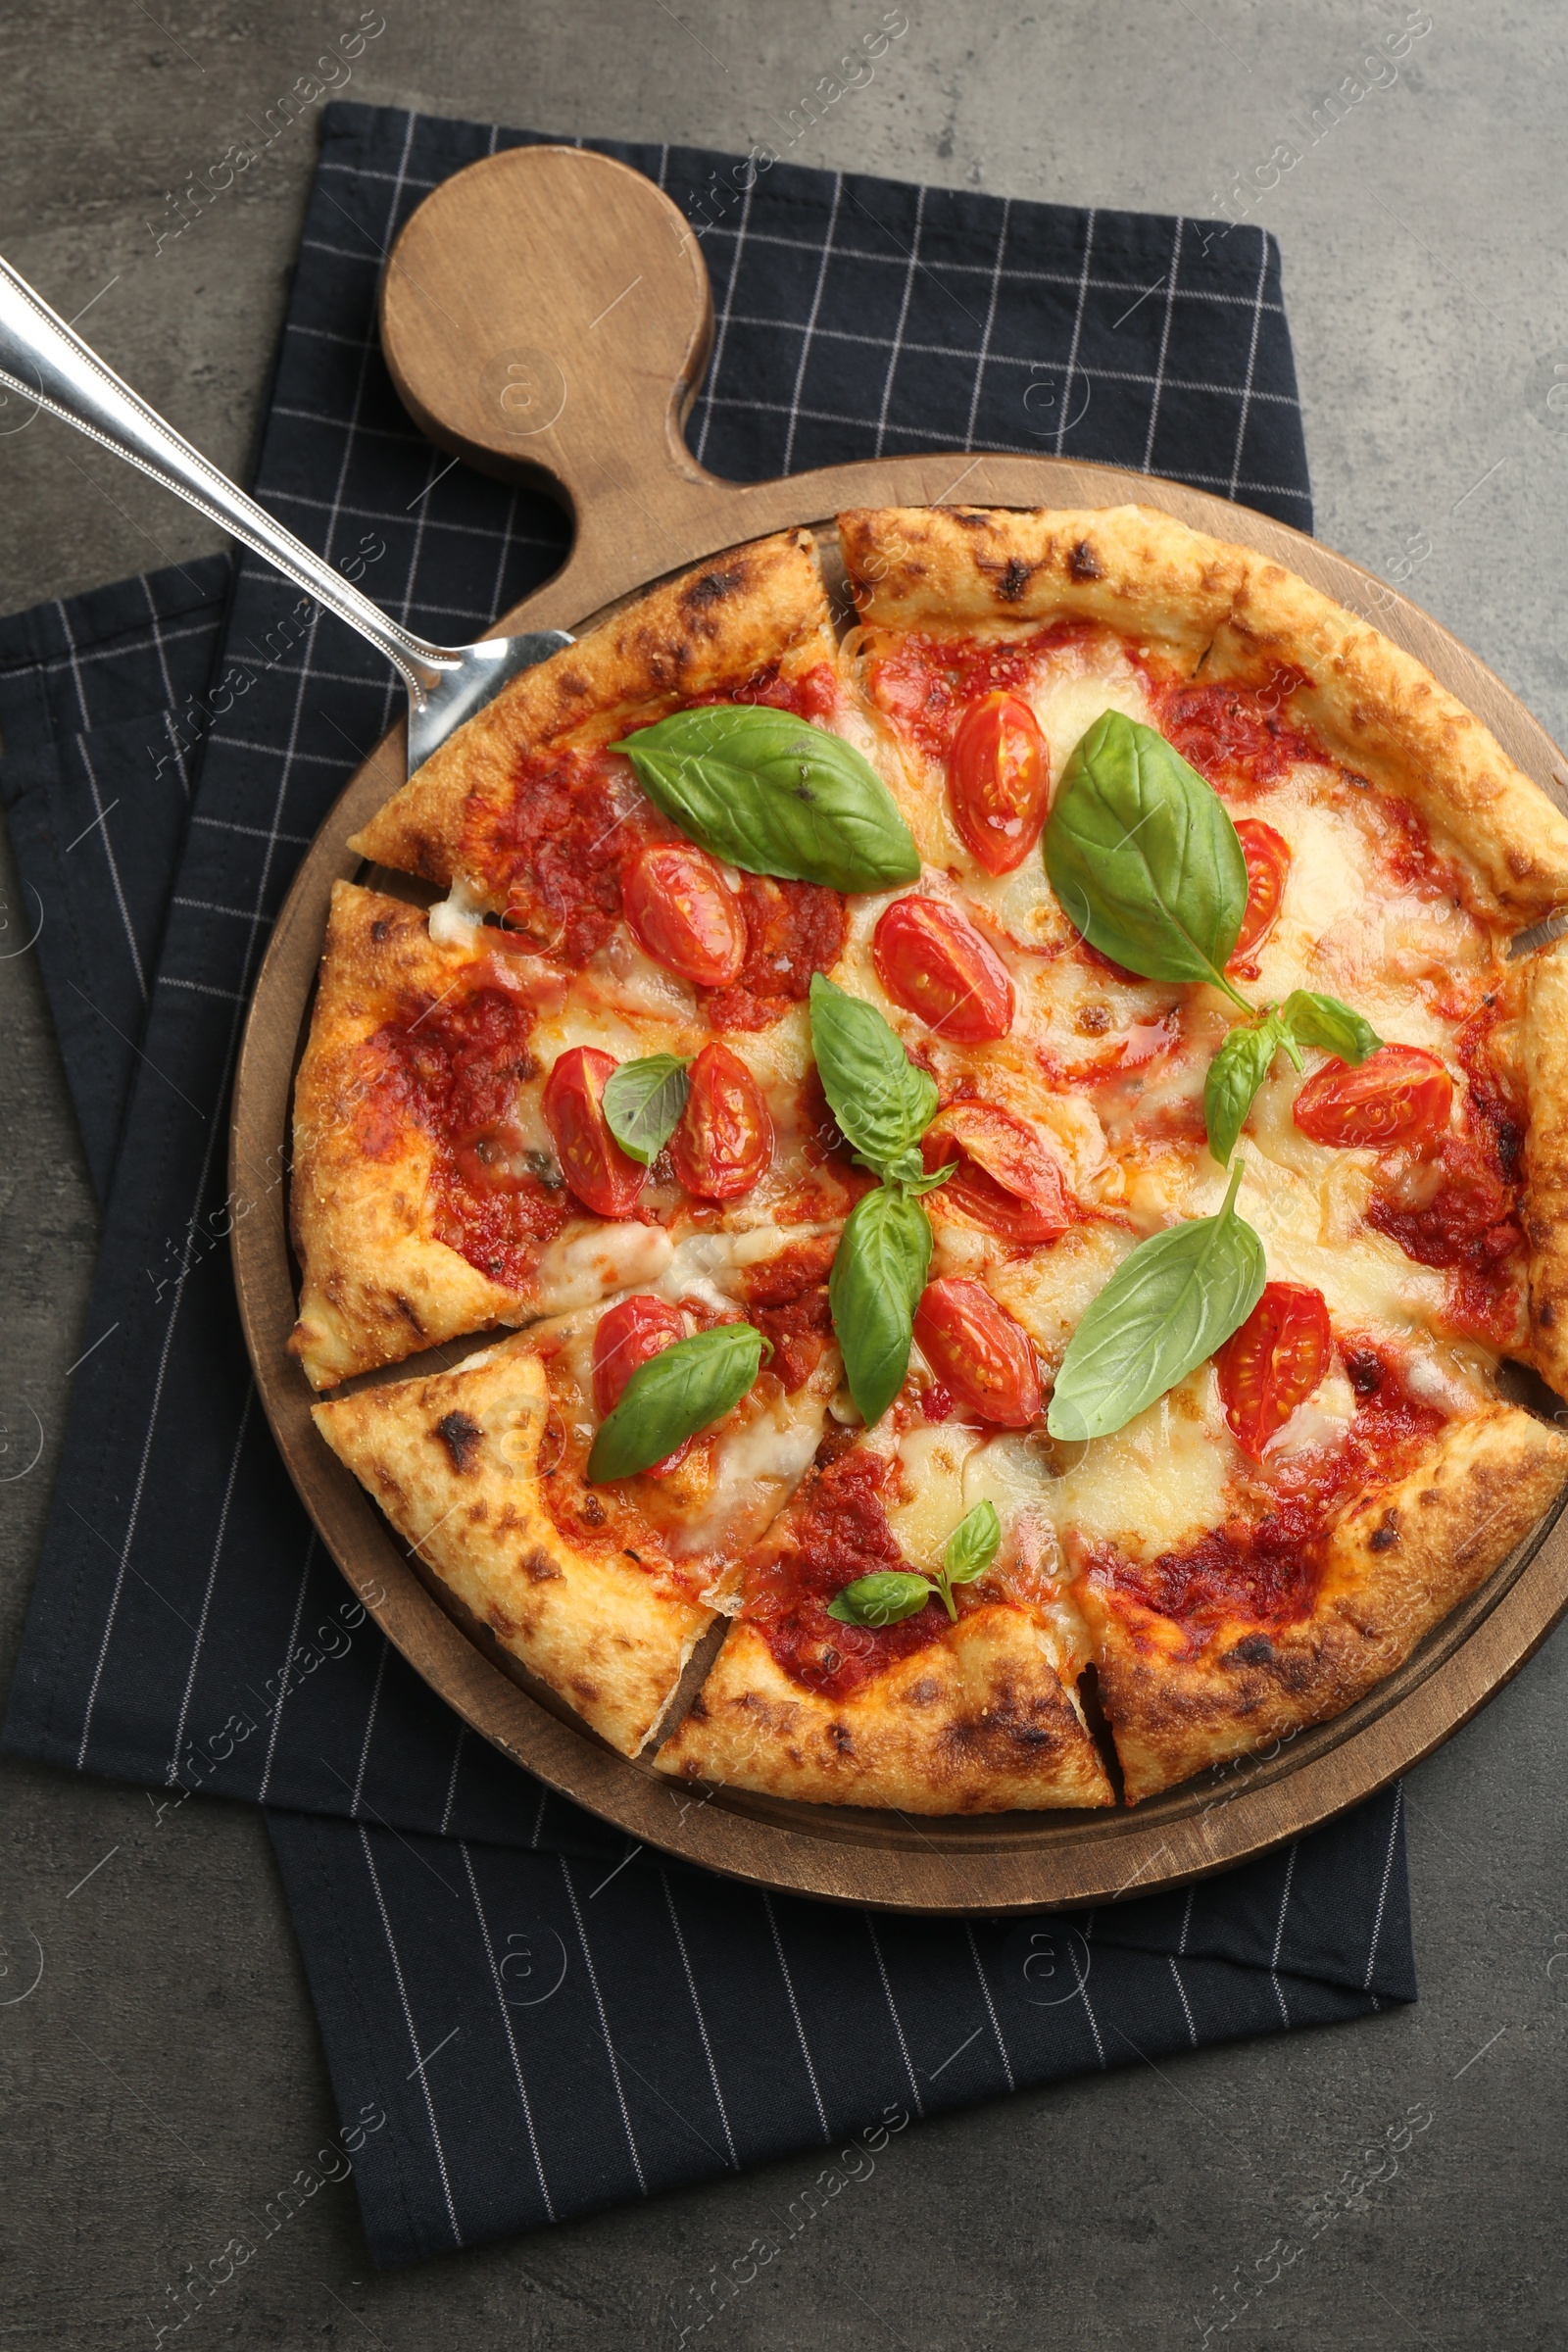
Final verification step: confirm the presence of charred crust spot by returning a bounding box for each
[434,1409,483,1473]
[995,556,1032,603]
[906,1676,942,1707]
[683,565,745,610]
[580,1494,607,1529]
[1369,1511,1400,1552]
[519,1545,563,1585]
[569,1677,601,1704]
[370,917,392,945]
[828,1722,853,1752]
[1541,1300,1556,1328]
[1229,1633,1274,1667]
[1068,538,1102,582]
[391,1294,426,1335]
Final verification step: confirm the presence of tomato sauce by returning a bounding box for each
[685,659,840,725]
[464,744,666,965]
[745,1443,950,1699]
[705,873,849,1031]
[1364,995,1526,1344]
[364,985,573,1292]
[743,1236,839,1394]
[865,619,1105,765]
[1087,1346,1445,1640]
[1154,665,1325,791]
[461,660,841,976]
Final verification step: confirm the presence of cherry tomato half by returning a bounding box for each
[913,1278,1042,1427]
[623,842,747,988]
[1229,818,1291,966]
[592,1294,691,1478]
[542,1046,646,1217]
[1214,1281,1332,1460]
[921,1102,1072,1244]
[872,896,1014,1043]
[1293,1044,1452,1152]
[669,1042,773,1200]
[948,691,1051,875]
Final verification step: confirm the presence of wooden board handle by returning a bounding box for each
[379,145,740,606]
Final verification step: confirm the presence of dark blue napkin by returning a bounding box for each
[0,101,1410,2269]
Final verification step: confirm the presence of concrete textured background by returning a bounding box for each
[2,4,1567,2345]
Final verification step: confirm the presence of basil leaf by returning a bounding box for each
[616,705,920,893]
[587,1322,764,1483]
[809,975,938,1181]
[1204,1012,1286,1167]
[943,1499,1001,1586]
[826,1570,934,1628]
[602,1054,692,1165]
[1281,989,1383,1067]
[828,1181,932,1427]
[1044,711,1250,997]
[1047,1160,1266,1443]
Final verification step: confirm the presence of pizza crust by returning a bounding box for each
[1524,934,1568,1398]
[1078,1403,1568,1804]
[839,504,1568,921]
[313,1338,712,1758]
[350,528,840,890]
[289,879,669,1389]
[654,1604,1115,1812]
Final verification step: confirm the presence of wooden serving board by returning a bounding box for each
[230,145,1568,1914]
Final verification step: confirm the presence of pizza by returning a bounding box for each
[298,504,1568,1811]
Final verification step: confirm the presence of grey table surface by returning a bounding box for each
[2,3,1566,2346]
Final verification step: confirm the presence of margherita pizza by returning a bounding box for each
[299,505,1568,1810]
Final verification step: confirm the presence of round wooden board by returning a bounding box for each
[230,144,1568,1914]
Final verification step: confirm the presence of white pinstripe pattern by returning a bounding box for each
[962,196,1011,452]
[1167,1956,1200,2049]
[459,1839,556,2223]
[1362,1784,1403,1991]
[1054,210,1096,456]
[349,1636,389,1816]
[255,1533,317,1803]
[438,1723,466,1835]
[964,1925,1014,2091]
[873,181,926,459]
[1141,215,1185,471]
[165,1381,254,1783]
[1073,1935,1106,2067]
[693,171,756,466]
[559,1855,647,2195]
[74,734,146,1003]
[1177,1884,1196,1957]
[1226,232,1273,499]
[864,1917,923,2117]
[1269,1841,1299,2028]
[357,1822,465,2247]
[661,1870,739,2169]
[761,1891,830,2142]
[780,172,844,475]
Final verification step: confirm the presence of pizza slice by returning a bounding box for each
[1075,1384,1568,1803]
[313,1257,845,1757]
[349,529,868,1022]
[655,1367,1116,1815]
[288,879,866,1387]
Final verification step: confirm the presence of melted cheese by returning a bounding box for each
[533,1221,673,1315]
[886,1367,1235,1579]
